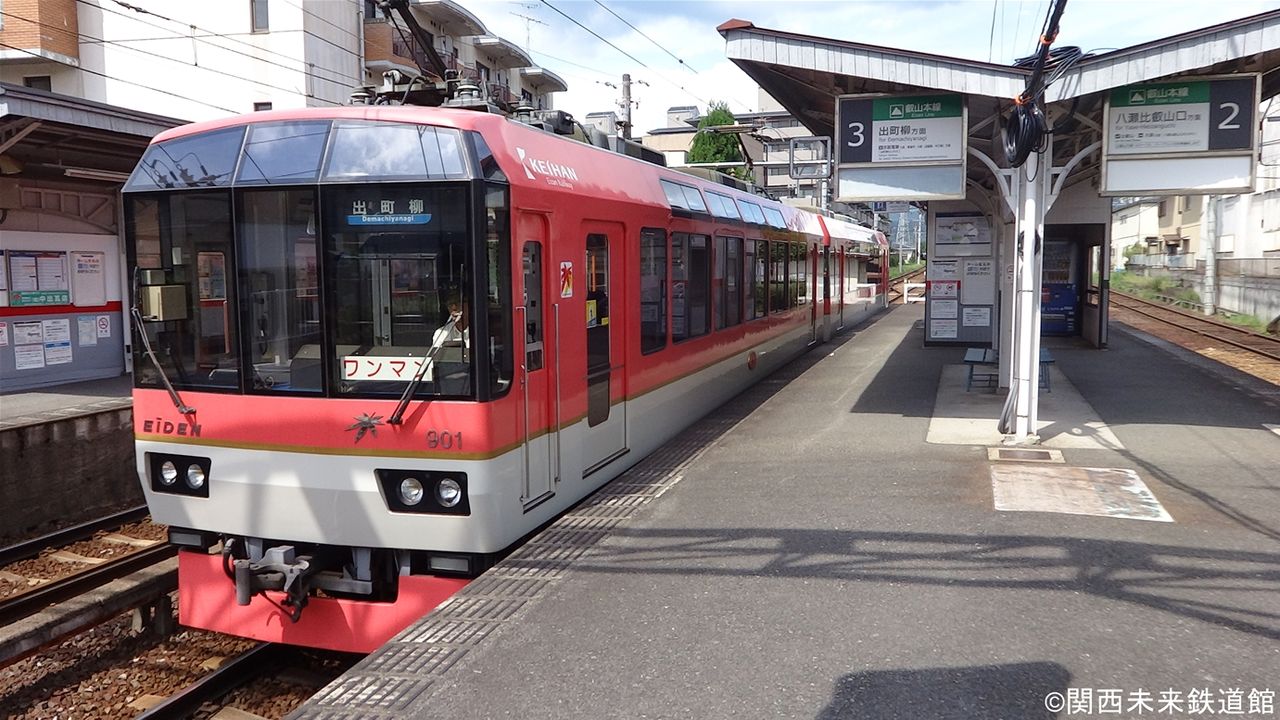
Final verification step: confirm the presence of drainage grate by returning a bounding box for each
[988,447,1064,463]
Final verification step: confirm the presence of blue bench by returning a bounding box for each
[963,348,1053,392]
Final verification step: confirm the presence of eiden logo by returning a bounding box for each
[142,418,202,437]
[516,147,579,183]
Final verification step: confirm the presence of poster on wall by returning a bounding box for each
[0,251,7,307]
[44,341,73,365]
[963,307,992,327]
[197,252,228,300]
[931,299,958,319]
[961,258,996,305]
[929,319,958,339]
[8,251,70,306]
[931,280,959,298]
[14,344,44,370]
[78,316,98,346]
[12,320,43,345]
[927,259,959,280]
[42,318,71,344]
[933,213,992,257]
[72,252,107,307]
[96,315,111,338]
[0,322,8,346]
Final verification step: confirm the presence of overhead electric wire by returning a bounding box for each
[540,0,648,69]
[0,40,238,114]
[1,10,342,106]
[593,0,698,73]
[1002,0,1070,167]
[988,0,999,63]
[102,0,364,65]
[77,0,358,89]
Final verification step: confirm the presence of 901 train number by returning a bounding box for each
[426,430,462,450]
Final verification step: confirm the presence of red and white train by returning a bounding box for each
[124,104,887,652]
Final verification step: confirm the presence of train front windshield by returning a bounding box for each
[122,119,513,400]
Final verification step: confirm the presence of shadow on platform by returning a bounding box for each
[817,661,1070,719]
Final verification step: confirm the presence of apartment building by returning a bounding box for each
[0,0,565,391]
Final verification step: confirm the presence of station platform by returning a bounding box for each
[0,373,132,431]
[292,304,1280,720]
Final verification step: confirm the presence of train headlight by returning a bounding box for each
[147,453,211,498]
[186,464,206,489]
[436,478,462,508]
[399,477,425,505]
[159,461,179,485]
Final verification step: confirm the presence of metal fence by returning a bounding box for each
[1126,254,1197,269]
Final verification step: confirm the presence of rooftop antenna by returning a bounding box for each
[509,3,546,54]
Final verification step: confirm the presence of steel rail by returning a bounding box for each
[135,643,283,720]
[1111,292,1280,363]
[0,505,150,567]
[0,543,176,627]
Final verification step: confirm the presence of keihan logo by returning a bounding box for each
[516,147,579,182]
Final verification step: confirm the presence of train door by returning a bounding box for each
[837,248,846,329]
[581,223,627,473]
[517,212,556,508]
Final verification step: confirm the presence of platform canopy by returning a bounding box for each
[719,11,1280,200]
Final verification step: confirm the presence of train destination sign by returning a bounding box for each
[835,92,967,201]
[1102,74,1259,195]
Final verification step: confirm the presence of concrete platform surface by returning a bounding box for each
[291,305,1280,720]
[0,374,132,430]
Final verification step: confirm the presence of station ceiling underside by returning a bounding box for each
[720,11,1280,201]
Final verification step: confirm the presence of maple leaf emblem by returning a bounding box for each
[346,413,384,443]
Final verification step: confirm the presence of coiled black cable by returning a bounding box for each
[1003,101,1046,168]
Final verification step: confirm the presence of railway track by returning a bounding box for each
[0,505,173,635]
[135,643,283,720]
[888,266,926,303]
[1111,291,1280,363]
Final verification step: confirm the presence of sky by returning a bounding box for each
[462,0,1280,133]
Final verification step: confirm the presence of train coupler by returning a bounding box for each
[231,544,375,622]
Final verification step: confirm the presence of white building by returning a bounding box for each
[0,0,566,121]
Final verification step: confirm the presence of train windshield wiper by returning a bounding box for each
[130,304,195,415]
[388,311,461,425]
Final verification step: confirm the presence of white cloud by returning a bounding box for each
[461,0,1280,133]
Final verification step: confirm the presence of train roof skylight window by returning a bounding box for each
[324,121,467,181]
[762,206,787,228]
[706,191,741,220]
[660,179,688,209]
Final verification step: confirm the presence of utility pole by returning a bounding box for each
[621,73,632,139]
[1203,194,1217,316]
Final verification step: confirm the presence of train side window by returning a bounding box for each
[770,241,788,313]
[639,228,667,354]
[671,232,710,342]
[746,240,765,320]
[793,242,808,306]
[522,241,544,371]
[715,236,742,330]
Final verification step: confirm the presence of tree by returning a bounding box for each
[687,101,750,180]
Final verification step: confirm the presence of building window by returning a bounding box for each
[251,0,269,32]
[1157,200,1167,218]
[253,102,273,112]
[363,0,384,20]
[23,76,52,91]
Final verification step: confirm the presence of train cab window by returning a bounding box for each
[124,126,245,191]
[238,189,324,392]
[714,236,743,330]
[323,184,472,398]
[671,232,710,342]
[747,240,766,320]
[126,191,240,391]
[522,242,544,371]
[639,228,667,354]
[793,242,809,306]
[236,121,330,184]
[769,241,788,312]
[484,184,514,396]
